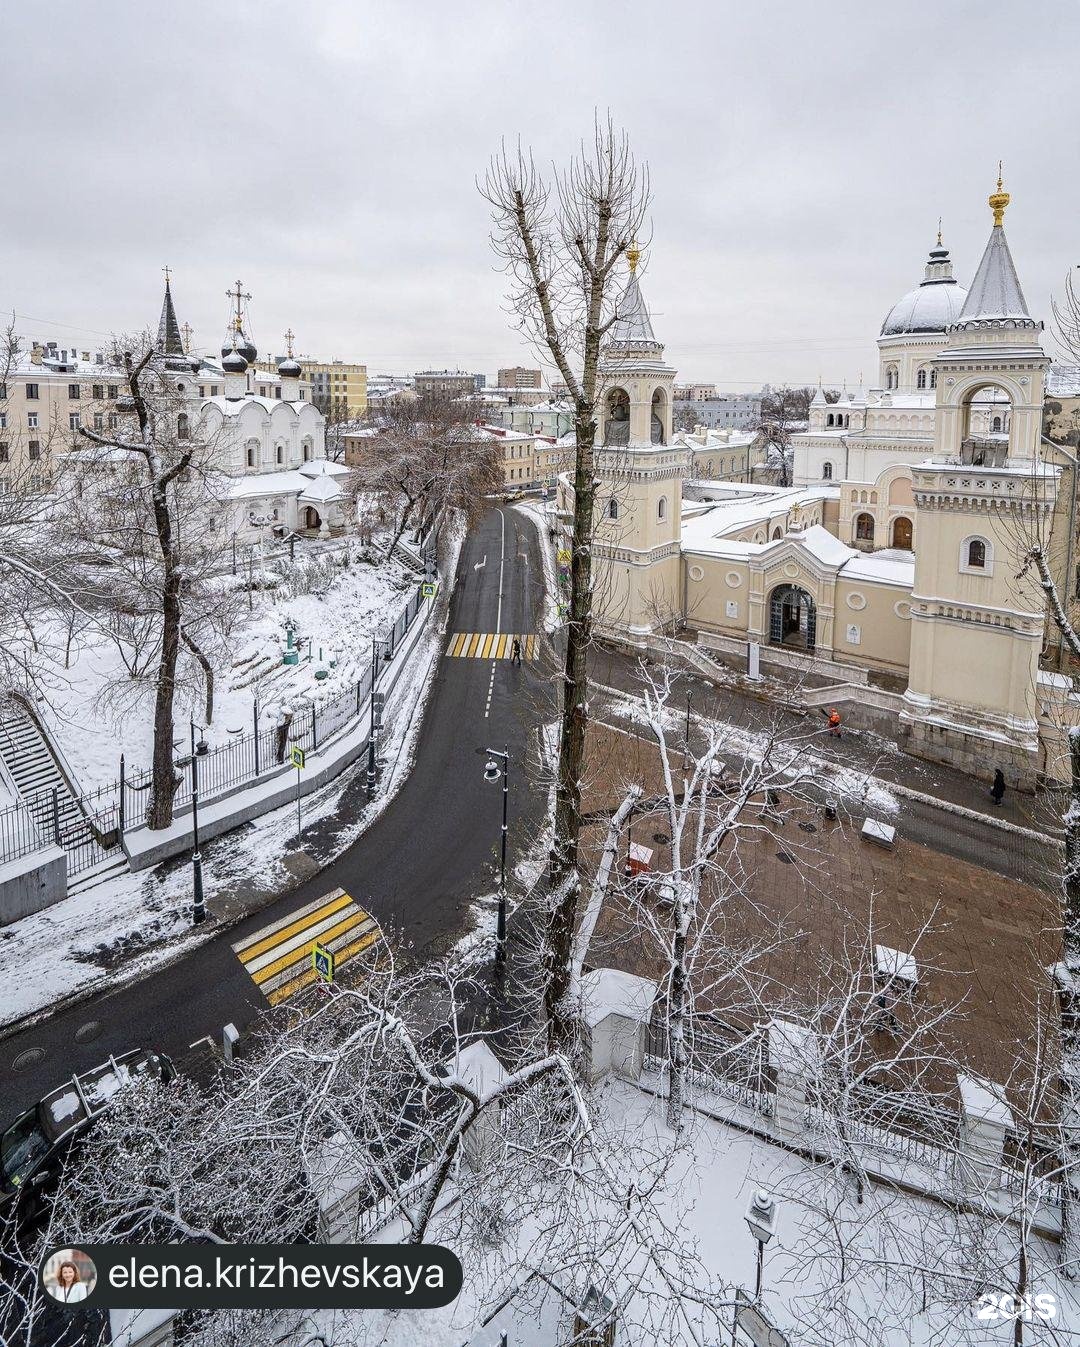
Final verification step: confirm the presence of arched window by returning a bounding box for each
[771,526,782,540]
[246,443,256,469]
[822,461,833,480]
[992,416,1002,433]
[657,496,667,521]
[275,444,284,465]
[604,388,630,446]
[855,512,875,543]
[885,366,898,390]
[650,389,666,445]
[930,369,937,389]
[917,369,927,390]
[826,413,834,427]
[967,539,986,568]
[608,498,618,520]
[177,412,189,440]
[302,439,312,462]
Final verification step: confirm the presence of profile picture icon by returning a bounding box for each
[42,1248,96,1305]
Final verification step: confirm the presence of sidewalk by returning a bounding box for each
[590,643,1061,840]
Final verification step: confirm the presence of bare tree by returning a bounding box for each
[63,337,234,829]
[754,386,815,487]
[482,115,650,1062]
[350,390,500,559]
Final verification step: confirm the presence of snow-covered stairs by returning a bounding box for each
[67,854,129,898]
[0,706,96,854]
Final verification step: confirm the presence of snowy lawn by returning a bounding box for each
[0,528,462,1030]
[286,1078,1078,1347]
[34,543,416,794]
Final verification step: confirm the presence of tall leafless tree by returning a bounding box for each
[481,115,650,1061]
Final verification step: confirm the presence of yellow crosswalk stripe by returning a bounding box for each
[445,633,539,660]
[232,888,381,1005]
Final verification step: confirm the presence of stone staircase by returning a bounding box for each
[0,704,98,857]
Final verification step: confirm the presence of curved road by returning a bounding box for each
[1,505,553,1120]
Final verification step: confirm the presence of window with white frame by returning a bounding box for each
[959,534,993,574]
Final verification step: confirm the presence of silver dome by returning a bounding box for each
[880,279,968,337]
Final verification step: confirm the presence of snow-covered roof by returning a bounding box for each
[606,272,660,350]
[299,458,349,478]
[679,486,833,551]
[881,279,968,337]
[226,470,316,499]
[203,394,311,416]
[841,549,916,587]
[953,223,1032,329]
[298,474,343,504]
[582,968,657,1028]
[792,523,854,567]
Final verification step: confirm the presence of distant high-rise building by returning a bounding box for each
[498,366,542,390]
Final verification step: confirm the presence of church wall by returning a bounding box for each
[832,579,912,672]
[684,555,751,639]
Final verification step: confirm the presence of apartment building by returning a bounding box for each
[0,341,123,493]
[497,366,542,390]
[414,369,485,397]
[294,357,368,419]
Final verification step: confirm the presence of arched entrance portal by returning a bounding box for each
[891,516,913,550]
[303,506,321,531]
[769,584,816,651]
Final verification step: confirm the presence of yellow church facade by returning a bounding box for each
[569,183,1074,790]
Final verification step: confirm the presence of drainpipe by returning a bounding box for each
[1045,434,1079,669]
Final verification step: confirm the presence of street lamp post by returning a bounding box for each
[182,718,210,926]
[744,1188,780,1300]
[478,746,510,967]
[367,637,381,792]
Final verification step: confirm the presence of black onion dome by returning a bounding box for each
[222,348,248,374]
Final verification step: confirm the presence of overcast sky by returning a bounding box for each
[4,1,1076,389]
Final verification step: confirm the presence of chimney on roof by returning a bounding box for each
[30,342,42,366]
[81,351,89,361]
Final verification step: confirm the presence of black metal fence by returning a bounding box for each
[119,583,426,832]
[0,582,428,875]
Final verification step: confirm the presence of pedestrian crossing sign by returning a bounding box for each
[311,941,335,983]
[290,746,306,770]
[422,581,437,598]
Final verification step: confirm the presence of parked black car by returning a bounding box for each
[0,1049,175,1222]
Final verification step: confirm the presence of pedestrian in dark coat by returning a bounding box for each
[991,768,1006,806]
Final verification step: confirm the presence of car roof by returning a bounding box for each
[38,1050,161,1141]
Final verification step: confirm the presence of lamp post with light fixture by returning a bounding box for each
[476,746,509,968]
[744,1188,780,1300]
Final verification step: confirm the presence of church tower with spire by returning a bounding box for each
[899,174,1056,786]
[591,244,688,639]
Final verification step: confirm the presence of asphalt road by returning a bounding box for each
[0,506,553,1123]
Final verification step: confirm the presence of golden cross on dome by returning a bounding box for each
[626,239,641,274]
[284,328,295,358]
[226,279,251,333]
[180,322,193,354]
[162,264,172,285]
[988,163,1010,227]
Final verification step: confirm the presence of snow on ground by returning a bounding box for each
[293,1078,1076,1347]
[34,540,416,794]
[596,681,900,818]
[512,499,561,634]
[0,538,457,1030]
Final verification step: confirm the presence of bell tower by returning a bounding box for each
[899,175,1055,787]
[592,245,688,639]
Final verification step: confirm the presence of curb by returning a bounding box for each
[589,679,1060,847]
[0,583,456,1047]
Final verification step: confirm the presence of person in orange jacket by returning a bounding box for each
[826,708,842,737]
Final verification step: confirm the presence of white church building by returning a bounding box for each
[565,180,1075,789]
[156,280,349,542]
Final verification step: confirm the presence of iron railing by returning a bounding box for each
[0,582,428,875]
